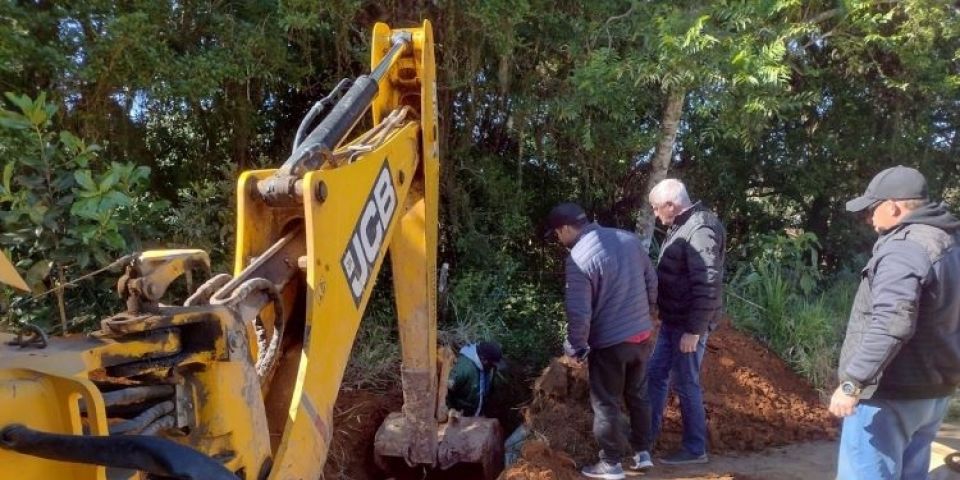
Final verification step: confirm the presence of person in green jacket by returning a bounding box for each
[446,341,502,417]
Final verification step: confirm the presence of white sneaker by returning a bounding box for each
[580,460,626,479]
[628,450,653,472]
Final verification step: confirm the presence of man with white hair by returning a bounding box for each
[646,178,726,465]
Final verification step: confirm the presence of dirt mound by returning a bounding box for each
[504,321,838,477]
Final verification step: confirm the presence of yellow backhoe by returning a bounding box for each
[0,21,502,480]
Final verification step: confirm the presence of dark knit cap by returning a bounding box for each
[477,341,502,363]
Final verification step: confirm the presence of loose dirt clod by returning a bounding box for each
[499,441,579,480]
[504,321,838,477]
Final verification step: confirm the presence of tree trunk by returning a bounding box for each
[56,265,68,334]
[225,81,254,171]
[636,89,685,250]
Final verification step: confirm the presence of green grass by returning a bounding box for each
[728,280,852,392]
[342,314,402,391]
[726,233,856,393]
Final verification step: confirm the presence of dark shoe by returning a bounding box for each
[628,450,653,472]
[580,460,626,479]
[659,449,708,465]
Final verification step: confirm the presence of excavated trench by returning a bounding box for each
[324,321,837,479]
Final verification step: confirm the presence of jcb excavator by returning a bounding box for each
[0,21,502,479]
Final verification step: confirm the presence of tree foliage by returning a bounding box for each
[0,92,165,331]
[0,0,958,367]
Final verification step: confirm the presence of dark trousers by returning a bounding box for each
[588,340,653,462]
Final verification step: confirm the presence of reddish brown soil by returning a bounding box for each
[323,389,485,480]
[325,322,838,479]
[500,441,579,480]
[323,389,403,480]
[504,321,838,477]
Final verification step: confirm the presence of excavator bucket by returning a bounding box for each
[374,414,504,479]
[373,347,504,479]
[0,251,29,292]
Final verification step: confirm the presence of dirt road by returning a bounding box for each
[640,440,834,479]
[639,423,960,480]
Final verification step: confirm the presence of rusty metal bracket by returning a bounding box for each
[117,250,212,314]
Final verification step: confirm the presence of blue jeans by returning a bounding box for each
[837,396,950,480]
[647,324,709,456]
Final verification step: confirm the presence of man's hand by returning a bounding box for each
[563,339,589,363]
[829,385,859,417]
[679,333,700,353]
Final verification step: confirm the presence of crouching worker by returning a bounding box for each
[446,341,503,417]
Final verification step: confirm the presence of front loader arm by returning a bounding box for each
[0,251,29,292]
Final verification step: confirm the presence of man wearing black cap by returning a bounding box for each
[546,202,658,479]
[446,341,503,417]
[833,166,960,480]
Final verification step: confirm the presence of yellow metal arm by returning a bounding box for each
[0,251,29,292]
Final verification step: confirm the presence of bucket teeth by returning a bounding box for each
[374,413,504,479]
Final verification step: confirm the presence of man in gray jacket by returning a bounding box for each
[646,179,725,465]
[833,166,960,480]
[546,202,658,480]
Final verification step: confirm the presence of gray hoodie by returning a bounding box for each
[460,344,491,416]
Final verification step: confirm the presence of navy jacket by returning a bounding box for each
[565,223,657,350]
[839,202,960,399]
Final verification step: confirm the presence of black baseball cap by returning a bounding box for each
[545,202,588,239]
[846,166,928,213]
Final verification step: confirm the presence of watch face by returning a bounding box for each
[841,382,857,395]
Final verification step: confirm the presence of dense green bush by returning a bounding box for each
[0,93,167,333]
[161,171,237,272]
[342,265,564,394]
[444,268,565,372]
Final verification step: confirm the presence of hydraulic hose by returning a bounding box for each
[0,424,237,480]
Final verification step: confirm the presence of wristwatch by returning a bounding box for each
[840,380,862,397]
